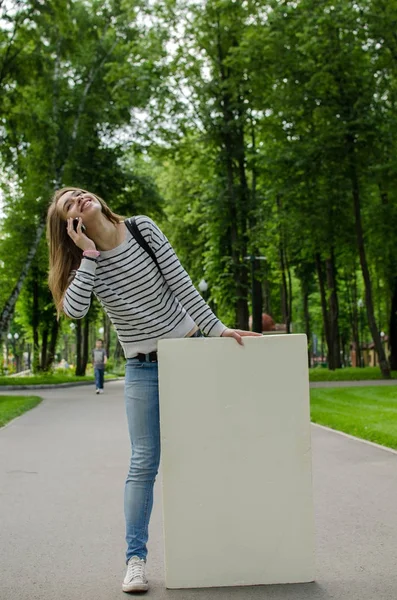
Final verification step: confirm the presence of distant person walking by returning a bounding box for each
[92,339,107,394]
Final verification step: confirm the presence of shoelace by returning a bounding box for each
[127,558,146,582]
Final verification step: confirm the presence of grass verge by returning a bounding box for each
[0,374,120,386]
[309,366,397,381]
[0,396,42,428]
[310,386,397,450]
[0,375,93,386]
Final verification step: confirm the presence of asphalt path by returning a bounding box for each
[1,381,397,600]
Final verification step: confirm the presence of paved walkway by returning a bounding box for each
[1,381,397,600]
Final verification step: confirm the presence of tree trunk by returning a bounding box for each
[223,128,244,327]
[236,113,250,330]
[251,258,263,333]
[286,257,293,332]
[378,187,397,370]
[347,134,390,378]
[277,195,290,333]
[27,343,32,371]
[75,320,83,376]
[114,338,123,360]
[350,268,361,368]
[315,253,331,365]
[325,249,341,369]
[389,277,397,370]
[216,22,249,330]
[81,316,89,375]
[280,256,289,333]
[32,264,40,372]
[40,328,48,371]
[302,281,312,368]
[63,335,69,363]
[45,316,59,371]
[262,261,271,315]
[249,116,262,333]
[321,329,325,363]
[104,314,111,358]
[224,130,248,329]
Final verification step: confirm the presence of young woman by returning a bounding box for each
[47,187,261,594]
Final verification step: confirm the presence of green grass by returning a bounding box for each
[0,396,42,427]
[309,366,397,381]
[310,386,397,450]
[0,373,121,386]
[0,374,94,386]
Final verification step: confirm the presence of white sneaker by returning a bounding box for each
[99,389,104,394]
[122,556,149,593]
[95,389,100,394]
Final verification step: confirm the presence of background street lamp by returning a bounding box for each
[198,279,208,294]
[6,332,19,372]
[6,333,12,372]
[198,278,208,302]
[198,278,217,314]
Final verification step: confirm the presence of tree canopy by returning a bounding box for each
[1,0,397,377]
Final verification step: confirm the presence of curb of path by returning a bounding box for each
[0,377,124,391]
[310,379,397,388]
[312,422,397,455]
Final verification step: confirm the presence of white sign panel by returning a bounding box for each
[158,334,315,588]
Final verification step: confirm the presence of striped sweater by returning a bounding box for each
[63,216,227,357]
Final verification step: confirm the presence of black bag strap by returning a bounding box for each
[125,217,162,275]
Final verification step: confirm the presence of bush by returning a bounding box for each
[105,358,125,376]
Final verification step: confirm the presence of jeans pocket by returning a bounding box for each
[126,362,144,370]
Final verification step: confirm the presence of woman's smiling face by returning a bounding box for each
[57,189,102,222]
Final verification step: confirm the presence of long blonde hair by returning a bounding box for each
[47,187,123,316]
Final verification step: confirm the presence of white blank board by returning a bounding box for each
[158,334,315,589]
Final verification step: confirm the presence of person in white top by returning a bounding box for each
[47,187,261,594]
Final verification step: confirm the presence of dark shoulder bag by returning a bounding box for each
[124,217,162,275]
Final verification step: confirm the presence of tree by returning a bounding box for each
[0,0,167,337]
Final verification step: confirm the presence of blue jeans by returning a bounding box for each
[123,330,203,563]
[94,367,104,390]
[124,359,160,563]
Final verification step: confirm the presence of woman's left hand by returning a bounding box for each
[221,328,263,346]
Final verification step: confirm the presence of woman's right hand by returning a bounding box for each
[66,217,96,251]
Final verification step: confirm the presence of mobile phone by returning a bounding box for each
[73,218,86,232]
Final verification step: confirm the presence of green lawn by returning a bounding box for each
[309,366,397,381]
[310,386,397,450]
[0,373,120,386]
[1,366,393,385]
[0,396,42,427]
[0,375,93,386]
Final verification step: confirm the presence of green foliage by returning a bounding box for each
[3,0,397,372]
[150,0,397,358]
[104,357,125,376]
[0,0,166,364]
